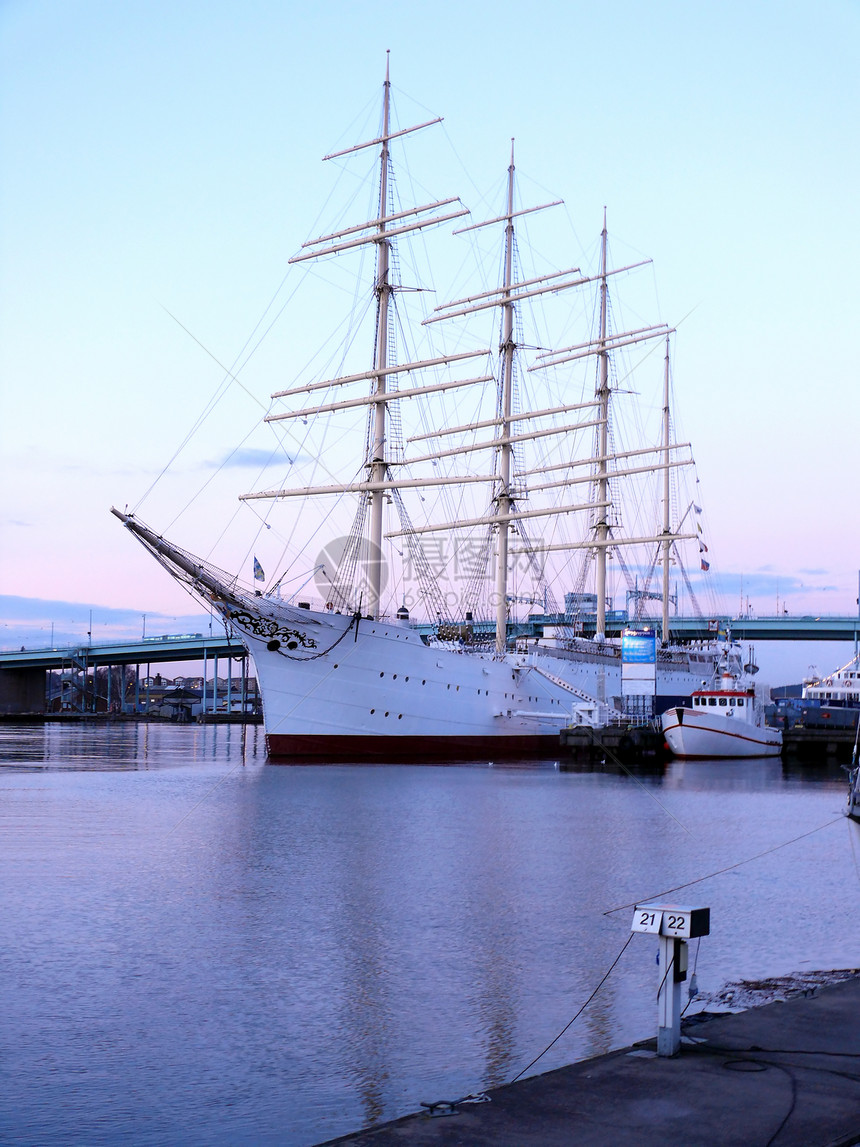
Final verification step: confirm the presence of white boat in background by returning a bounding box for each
[847,763,860,821]
[846,701,860,821]
[113,62,726,762]
[661,654,782,759]
[803,657,860,707]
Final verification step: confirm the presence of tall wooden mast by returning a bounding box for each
[494,143,517,654]
[661,335,672,643]
[594,213,611,640]
[367,57,393,620]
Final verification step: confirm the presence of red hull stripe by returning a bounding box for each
[266,732,561,764]
[662,720,776,748]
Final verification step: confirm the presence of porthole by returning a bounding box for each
[398,714,403,720]
[384,711,389,717]
[380,671,384,677]
[370,708,375,714]
[393,674,397,679]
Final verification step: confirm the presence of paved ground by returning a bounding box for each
[319,976,860,1147]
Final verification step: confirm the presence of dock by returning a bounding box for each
[320,974,860,1147]
[560,719,860,766]
[559,722,666,762]
[781,725,859,761]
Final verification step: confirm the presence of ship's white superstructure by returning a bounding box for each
[803,658,860,706]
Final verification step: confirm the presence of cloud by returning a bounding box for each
[206,447,296,470]
[0,595,212,650]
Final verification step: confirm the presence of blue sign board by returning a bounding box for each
[622,629,656,664]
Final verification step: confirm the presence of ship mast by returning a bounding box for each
[262,57,472,621]
[594,214,611,640]
[367,57,393,620]
[494,143,517,654]
[661,335,671,643]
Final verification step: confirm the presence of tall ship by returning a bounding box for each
[114,62,725,761]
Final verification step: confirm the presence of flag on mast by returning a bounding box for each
[253,557,265,581]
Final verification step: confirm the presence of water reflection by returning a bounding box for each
[663,757,785,790]
[559,756,667,780]
[0,725,855,1147]
[0,721,263,770]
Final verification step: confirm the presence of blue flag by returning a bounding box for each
[253,557,265,581]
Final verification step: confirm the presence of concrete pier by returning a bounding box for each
[320,975,860,1147]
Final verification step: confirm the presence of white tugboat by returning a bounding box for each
[661,652,782,759]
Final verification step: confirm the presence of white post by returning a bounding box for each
[657,935,684,1056]
[632,903,707,1057]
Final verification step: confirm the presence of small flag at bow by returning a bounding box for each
[700,558,710,572]
[253,557,265,581]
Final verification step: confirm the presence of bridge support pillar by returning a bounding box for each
[0,668,46,715]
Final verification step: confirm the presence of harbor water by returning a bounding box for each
[1,723,857,1146]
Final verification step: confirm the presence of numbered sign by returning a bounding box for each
[631,904,710,938]
[631,907,663,933]
[661,910,693,938]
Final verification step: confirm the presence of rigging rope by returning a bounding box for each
[603,816,846,916]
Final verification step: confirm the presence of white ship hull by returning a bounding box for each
[661,706,782,759]
[229,600,712,761]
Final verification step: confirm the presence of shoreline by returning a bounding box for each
[321,971,860,1147]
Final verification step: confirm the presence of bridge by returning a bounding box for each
[590,615,860,643]
[419,614,860,644]
[1,615,858,717]
[2,613,858,675]
[0,633,250,717]
[0,632,246,671]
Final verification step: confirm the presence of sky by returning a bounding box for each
[1,0,858,684]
